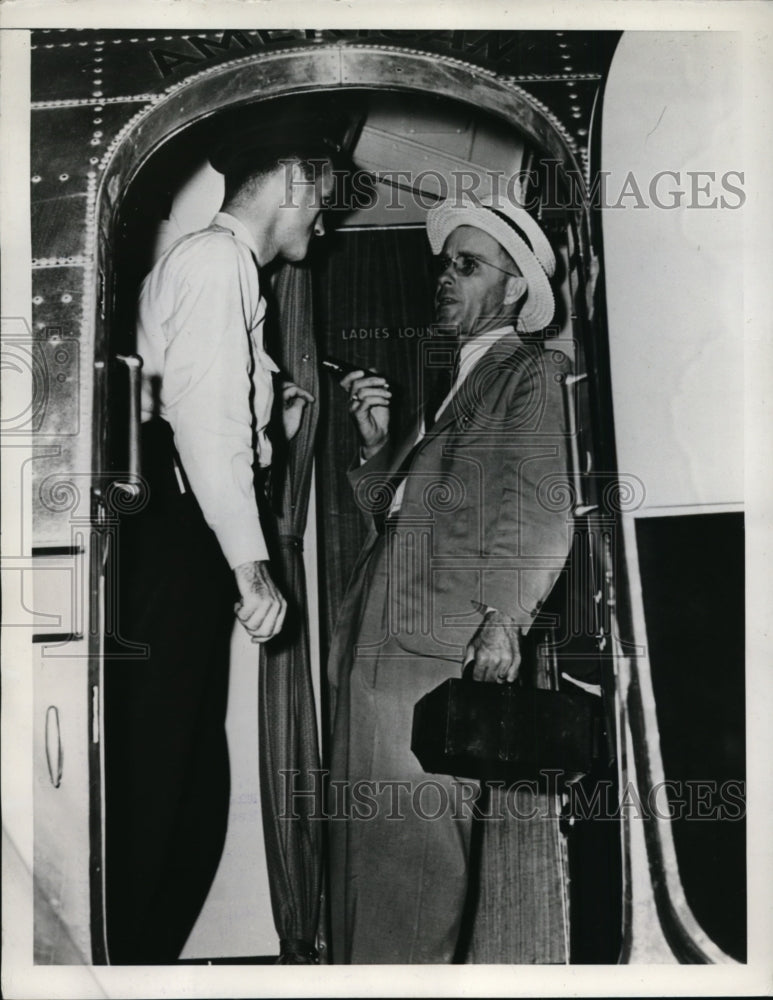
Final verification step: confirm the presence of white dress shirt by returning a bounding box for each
[137,211,279,568]
[389,324,518,514]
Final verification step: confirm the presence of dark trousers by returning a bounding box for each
[104,420,237,964]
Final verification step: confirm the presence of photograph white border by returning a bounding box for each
[2,2,771,997]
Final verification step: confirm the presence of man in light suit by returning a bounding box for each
[327,195,573,963]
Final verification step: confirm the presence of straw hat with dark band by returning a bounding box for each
[426,195,556,333]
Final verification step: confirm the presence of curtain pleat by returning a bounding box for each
[260,262,323,963]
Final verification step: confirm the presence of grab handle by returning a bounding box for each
[113,354,142,497]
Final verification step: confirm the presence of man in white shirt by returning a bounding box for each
[327,196,573,963]
[105,126,340,963]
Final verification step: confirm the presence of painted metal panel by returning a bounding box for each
[30,268,93,547]
[601,31,743,964]
[33,634,93,963]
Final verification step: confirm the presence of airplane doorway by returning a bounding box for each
[100,79,621,964]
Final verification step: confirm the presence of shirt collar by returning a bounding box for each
[211,211,261,261]
[457,324,518,373]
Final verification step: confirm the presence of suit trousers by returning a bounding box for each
[104,419,237,963]
[329,530,479,964]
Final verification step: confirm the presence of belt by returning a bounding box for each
[141,418,271,506]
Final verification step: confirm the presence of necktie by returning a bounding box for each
[424,350,459,432]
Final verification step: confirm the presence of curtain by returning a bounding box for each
[312,227,436,661]
[259,261,323,963]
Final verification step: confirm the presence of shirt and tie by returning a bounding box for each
[136,211,279,568]
[388,324,517,515]
[372,326,519,629]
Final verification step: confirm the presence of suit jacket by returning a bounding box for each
[338,331,574,664]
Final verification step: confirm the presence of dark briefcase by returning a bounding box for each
[411,678,595,784]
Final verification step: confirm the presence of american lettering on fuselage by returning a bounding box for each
[148,29,585,79]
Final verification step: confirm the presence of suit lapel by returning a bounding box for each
[384,332,543,495]
[387,412,425,474]
[421,329,531,440]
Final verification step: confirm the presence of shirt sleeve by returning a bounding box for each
[158,234,270,568]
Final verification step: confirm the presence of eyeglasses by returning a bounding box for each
[434,252,519,279]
